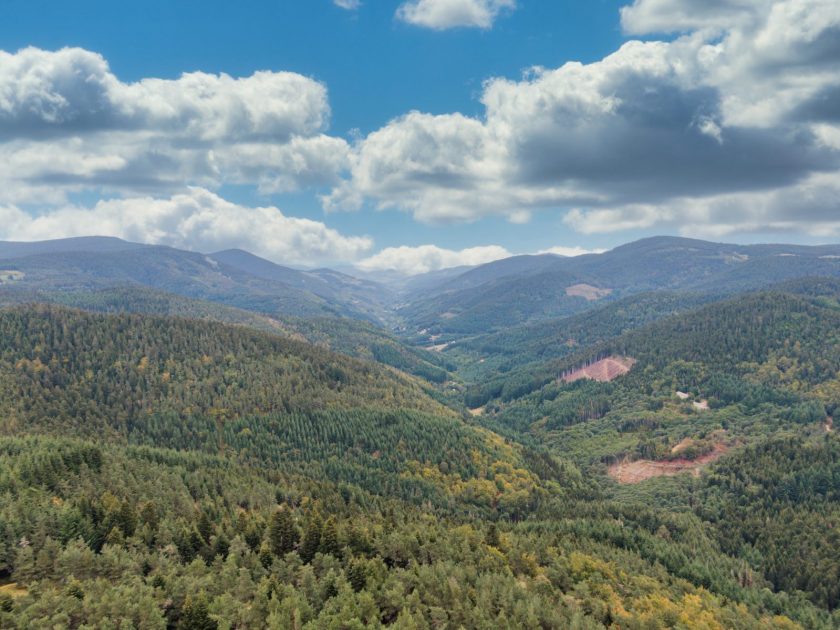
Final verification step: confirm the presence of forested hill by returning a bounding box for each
[0,305,548,517]
[448,285,840,618]
[0,241,390,323]
[465,288,840,409]
[399,237,840,337]
[0,286,453,383]
[0,305,452,439]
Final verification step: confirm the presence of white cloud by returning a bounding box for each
[0,188,373,267]
[0,47,329,140]
[0,47,350,204]
[356,244,511,274]
[355,243,604,274]
[330,0,840,238]
[396,0,515,30]
[334,0,361,9]
[620,0,773,35]
[564,171,840,239]
[537,246,606,257]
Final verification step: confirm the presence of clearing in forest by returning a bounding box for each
[608,443,728,484]
[0,270,24,284]
[565,284,612,301]
[562,356,636,383]
[0,582,28,599]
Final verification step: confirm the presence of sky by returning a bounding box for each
[0,0,839,274]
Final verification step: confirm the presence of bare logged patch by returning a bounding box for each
[670,438,693,454]
[609,444,728,484]
[0,582,28,599]
[0,270,24,284]
[562,356,636,383]
[565,283,612,301]
[469,406,485,417]
[427,343,450,353]
[693,399,710,411]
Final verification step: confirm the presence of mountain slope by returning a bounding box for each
[400,237,840,337]
[2,431,826,628]
[0,305,452,437]
[447,291,718,380]
[0,285,453,383]
[210,249,396,324]
[0,238,400,324]
[0,236,146,259]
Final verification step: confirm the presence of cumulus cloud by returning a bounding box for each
[0,47,350,204]
[0,188,373,267]
[620,0,773,35]
[396,0,515,30]
[356,244,511,274]
[564,172,840,238]
[331,0,840,238]
[355,243,603,274]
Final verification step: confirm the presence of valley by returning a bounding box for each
[0,236,839,627]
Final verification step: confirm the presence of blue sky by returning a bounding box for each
[0,0,838,272]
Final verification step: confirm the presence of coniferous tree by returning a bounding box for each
[299,516,322,564]
[268,508,298,556]
[320,517,341,558]
[179,593,217,630]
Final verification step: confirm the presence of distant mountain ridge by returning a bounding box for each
[3,235,839,343]
[0,236,147,259]
[0,237,393,323]
[399,236,840,337]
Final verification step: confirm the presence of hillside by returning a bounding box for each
[445,291,717,381]
[399,237,840,338]
[0,306,451,431]
[3,431,830,628]
[452,286,840,615]
[0,285,452,384]
[210,249,396,325]
[0,238,390,324]
[467,288,840,414]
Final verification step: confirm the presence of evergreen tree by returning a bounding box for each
[320,517,342,558]
[179,593,217,630]
[268,508,298,556]
[299,516,322,564]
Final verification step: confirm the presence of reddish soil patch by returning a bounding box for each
[670,438,693,454]
[565,283,612,301]
[562,356,636,383]
[609,444,728,484]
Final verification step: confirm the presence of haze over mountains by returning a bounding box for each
[3,234,837,335]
